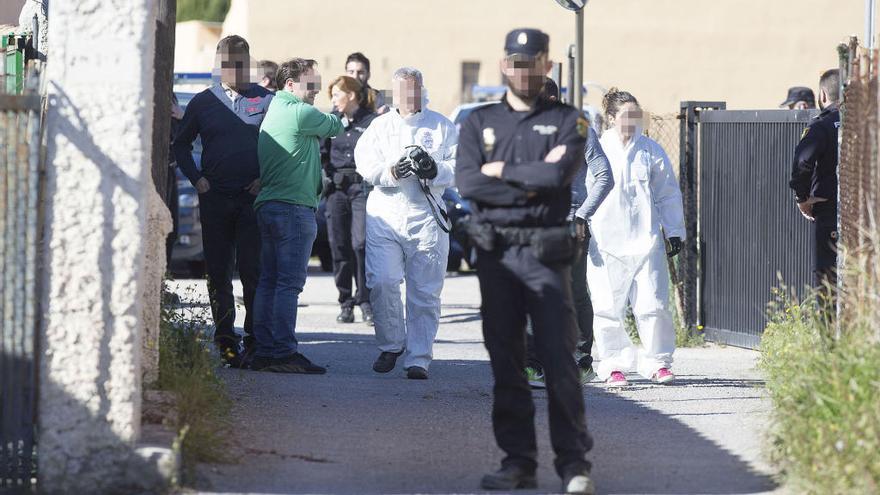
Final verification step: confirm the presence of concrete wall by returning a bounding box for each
[40,0,163,491]
[185,0,867,116]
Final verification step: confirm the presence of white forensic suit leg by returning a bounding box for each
[365,213,406,353]
[401,212,449,370]
[587,241,639,380]
[630,241,676,379]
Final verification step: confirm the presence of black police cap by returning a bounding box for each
[504,28,550,57]
[780,86,816,107]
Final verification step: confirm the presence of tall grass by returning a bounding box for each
[157,286,233,481]
[760,235,880,493]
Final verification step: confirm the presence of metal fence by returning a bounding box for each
[837,39,880,339]
[695,110,816,348]
[0,63,43,489]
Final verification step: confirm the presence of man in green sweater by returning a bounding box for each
[252,58,343,373]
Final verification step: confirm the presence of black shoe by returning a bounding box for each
[360,305,374,326]
[480,465,537,490]
[372,351,403,373]
[218,344,245,368]
[406,366,428,380]
[337,306,355,323]
[250,355,274,371]
[561,470,596,494]
[240,344,257,369]
[266,353,327,374]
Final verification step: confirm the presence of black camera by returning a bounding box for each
[403,145,438,180]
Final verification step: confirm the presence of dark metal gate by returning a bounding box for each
[684,107,816,348]
[1,49,43,489]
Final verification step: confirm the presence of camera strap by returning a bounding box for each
[417,179,451,233]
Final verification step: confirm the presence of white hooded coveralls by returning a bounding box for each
[588,128,685,379]
[354,108,458,370]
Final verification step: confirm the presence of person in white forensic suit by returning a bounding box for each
[587,88,685,387]
[353,67,458,380]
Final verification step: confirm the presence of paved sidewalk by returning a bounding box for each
[170,268,781,495]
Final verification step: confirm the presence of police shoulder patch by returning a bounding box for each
[576,116,589,138]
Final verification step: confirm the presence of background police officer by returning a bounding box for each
[780,86,816,110]
[789,68,841,301]
[455,28,594,494]
[322,75,377,325]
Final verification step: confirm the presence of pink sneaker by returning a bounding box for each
[606,371,628,387]
[652,368,675,384]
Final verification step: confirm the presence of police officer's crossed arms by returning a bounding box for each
[789,68,841,290]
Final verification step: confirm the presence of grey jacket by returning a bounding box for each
[572,127,614,220]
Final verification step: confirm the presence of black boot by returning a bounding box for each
[406,366,428,380]
[480,465,537,490]
[336,306,355,323]
[372,350,403,373]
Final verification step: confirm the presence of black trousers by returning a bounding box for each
[813,202,838,306]
[477,245,592,476]
[325,183,370,309]
[198,189,260,348]
[527,233,594,369]
[570,234,594,363]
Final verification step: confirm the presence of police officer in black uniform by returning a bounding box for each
[789,68,841,302]
[455,29,594,494]
[321,76,378,325]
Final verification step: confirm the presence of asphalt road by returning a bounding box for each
[170,267,782,495]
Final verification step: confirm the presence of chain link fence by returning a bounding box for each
[837,38,880,339]
[646,112,682,176]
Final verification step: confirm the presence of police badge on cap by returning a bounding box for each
[504,28,550,56]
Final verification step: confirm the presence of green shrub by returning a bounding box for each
[760,287,880,494]
[158,287,233,480]
[177,0,231,23]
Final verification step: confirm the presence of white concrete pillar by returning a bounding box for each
[39,0,160,492]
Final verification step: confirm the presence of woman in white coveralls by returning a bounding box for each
[588,88,685,387]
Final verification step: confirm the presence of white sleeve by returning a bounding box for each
[355,120,398,188]
[649,142,686,239]
[431,118,458,188]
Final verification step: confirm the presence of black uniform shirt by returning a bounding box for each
[455,95,588,227]
[789,104,840,203]
[321,106,377,174]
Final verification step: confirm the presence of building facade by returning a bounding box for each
[175,0,866,116]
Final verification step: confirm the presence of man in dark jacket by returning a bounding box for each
[789,69,841,299]
[172,35,273,367]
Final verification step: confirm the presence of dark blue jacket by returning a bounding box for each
[455,95,587,227]
[789,104,840,204]
[173,83,273,194]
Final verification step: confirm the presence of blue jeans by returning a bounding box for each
[253,201,317,359]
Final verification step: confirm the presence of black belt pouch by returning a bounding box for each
[531,225,579,265]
